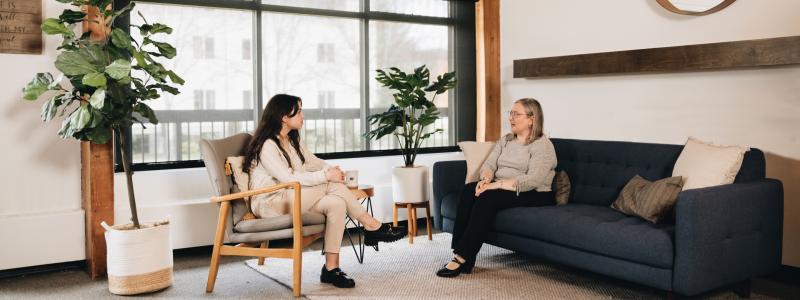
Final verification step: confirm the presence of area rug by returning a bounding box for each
[245,233,774,299]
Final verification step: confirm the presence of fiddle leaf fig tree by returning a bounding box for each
[22,0,183,229]
[364,65,456,167]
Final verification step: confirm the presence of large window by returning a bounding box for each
[126,0,474,168]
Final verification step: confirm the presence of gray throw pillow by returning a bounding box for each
[611,175,683,223]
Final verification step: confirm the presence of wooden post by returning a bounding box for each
[81,141,114,279]
[80,4,114,279]
[476,0,501,142]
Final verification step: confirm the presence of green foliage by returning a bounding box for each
[22,0,182,228]
[23,1,182,143]
[364,65,457,166]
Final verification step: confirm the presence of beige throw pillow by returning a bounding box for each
[458,141,496,183]
[672,137,749,190]
[611,175,684,223]
[226,156,256,220]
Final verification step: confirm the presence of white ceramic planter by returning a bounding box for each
[391,165,429,203]
[102,221,173,295]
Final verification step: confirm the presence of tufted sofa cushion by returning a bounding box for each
[551,139,765,207]
[493,204,675,268]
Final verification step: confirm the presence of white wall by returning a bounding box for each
[0,1,86,270]
[501,0,800,267]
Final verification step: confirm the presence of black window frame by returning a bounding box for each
[115,0,475,172]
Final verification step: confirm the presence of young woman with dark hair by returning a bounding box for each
[244,94,407,288]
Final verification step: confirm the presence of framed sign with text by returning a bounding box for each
[0,0,43,54]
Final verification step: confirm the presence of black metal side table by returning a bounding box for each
[345,185,379,264]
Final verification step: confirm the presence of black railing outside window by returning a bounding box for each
[123,0,476,170]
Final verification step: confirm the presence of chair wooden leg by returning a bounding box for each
[407,204,414,244]
[257,241,268,265]
[425,202,432,240]
[206,202,230,293]
[393,203,398,227]
[292,240,304,298]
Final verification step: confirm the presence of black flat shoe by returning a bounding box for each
[364,224,407,246]
[436,258,475,278]
[320,266,355,288]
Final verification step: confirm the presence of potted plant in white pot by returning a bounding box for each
[365,65,456,204]
[22,0,182,295]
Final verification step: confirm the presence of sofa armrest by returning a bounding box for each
[432,160,467,230]
[673,179,783,296]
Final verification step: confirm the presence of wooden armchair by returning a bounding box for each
[199,133,325,297]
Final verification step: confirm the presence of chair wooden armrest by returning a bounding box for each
[210,182,301,203]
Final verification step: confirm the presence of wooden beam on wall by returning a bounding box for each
[476,0,500,142]
[81,4,114,279]
[513,35,800,78]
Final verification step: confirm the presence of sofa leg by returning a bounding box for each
[732,279,751,298]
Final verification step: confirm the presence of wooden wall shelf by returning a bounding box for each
[513,35,800,78]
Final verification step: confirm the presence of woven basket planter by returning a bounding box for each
[102,221,173,295]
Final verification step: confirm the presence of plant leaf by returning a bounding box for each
[41,18,71,35]
[88,127,112,144]
[141,23,173,35]
[55,51,98,76]
[133,103,158,124]
[82,72,107,87]
[40,93,65,122]
[104,59,131,80]
[22,73,55,100]
[70,104,92,131]
[111,28,132,49]
[88,88,106,110]
[58,10,86,24]
[166,70,185,85]
[149,40,176,59]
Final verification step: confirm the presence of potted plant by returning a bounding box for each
[364,65,456,203]
[22,0,182,295]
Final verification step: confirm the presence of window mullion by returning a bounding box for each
[360,0,371,151]
[254,7,263,121]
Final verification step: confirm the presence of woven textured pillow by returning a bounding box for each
[551,170,571,205]
[458,141,496,183]
[611,175,683,223]
[672,137,749,190]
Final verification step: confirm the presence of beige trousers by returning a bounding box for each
[286,182,367,254]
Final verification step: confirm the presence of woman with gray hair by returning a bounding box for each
[437,98,557,278]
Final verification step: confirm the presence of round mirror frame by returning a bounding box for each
[655,0,736,16]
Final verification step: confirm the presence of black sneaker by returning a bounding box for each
[320,266,356,288]
[364,224,407,246]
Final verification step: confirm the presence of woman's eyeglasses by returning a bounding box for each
[508,111,532,119]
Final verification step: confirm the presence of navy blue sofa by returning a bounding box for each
[432,138,783,296]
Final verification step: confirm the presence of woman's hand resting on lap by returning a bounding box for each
[325,166,345,183]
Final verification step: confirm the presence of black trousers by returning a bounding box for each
[451,181,555,261]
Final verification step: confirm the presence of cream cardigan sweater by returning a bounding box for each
[248,139,330,217]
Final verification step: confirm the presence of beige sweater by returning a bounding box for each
[248,139,330,217]
[480,135,557,194]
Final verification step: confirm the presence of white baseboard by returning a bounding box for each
[0,210,86,270]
